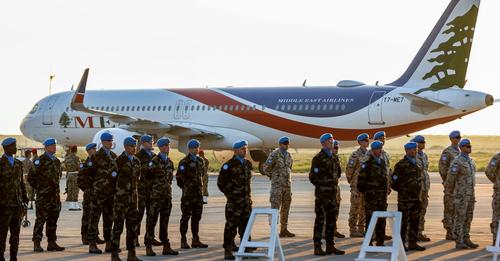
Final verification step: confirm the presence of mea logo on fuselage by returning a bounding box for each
[59,113,117,129]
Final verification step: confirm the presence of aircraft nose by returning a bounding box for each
[485,94,494,106]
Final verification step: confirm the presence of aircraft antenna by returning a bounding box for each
[302,79,307,87]
[49,74,55,94]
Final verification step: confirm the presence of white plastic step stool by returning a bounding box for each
[234,208,285,261]
[487,219,500,261]
[356,211,407,261]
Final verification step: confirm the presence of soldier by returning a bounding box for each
[391,142,426,251]
[22,149,36,209]
[28,138,65,252]
[263,136,295,238]
[346,133,369,238]
[0,138,28,261]
[332,140,345,238]
[176,139,208,249]
[218,140,254,260]
[309,133,345,256]
[439,130,461,240]
[87,132,118,253]
[486,151,500,244]
[412,135,431,242]
[357,141,388,246]
[445,139,478,249]
[110,137,141,261]
[144,138,179,256]
[63,145,81,211]
[199,150,209,204]
[135,135,160,247]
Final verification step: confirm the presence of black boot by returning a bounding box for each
[89,242,103,254]
[111,251,121,261]
[33,240,43,252]
[191,236,208,248]
[408,242,426,251]
[464,238,479,249]
[326,243,345,255]
[224,247,235,260]
[314,242,326,256]
[145,245,156,256]
[181,237,190,249]
[162,242,179,255]
[152,238,162,246]
[47,241,65,251]
[127,248,142,261]
[96,237,106,244]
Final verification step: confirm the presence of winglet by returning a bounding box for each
[71,68,89,109]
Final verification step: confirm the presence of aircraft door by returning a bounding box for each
[368,91,385,125]
[42,96,59,125]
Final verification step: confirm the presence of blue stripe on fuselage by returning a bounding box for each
[218,86,396,117]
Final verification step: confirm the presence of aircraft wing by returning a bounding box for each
[70,69,222,138]
[400,92,454,115]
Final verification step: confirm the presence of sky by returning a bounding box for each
[1,0,499,135]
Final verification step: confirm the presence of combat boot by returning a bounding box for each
[33,240,43,252]
[325,243,345,255]
[47,241,65,251]
[455,242,468,249]
[446,230,455,240]
[105,241,114,253]
[464,238,479,249]
[127,248,142,261]
[89,242,103,254]
[96,237,106,244]
[162,242,178,255]
[82,235,89,245]
[192,236,208,248]
[180,237,190,249]
[350,231,364,238]
[313,242,326,256]
[408,242,426,251]
[417,233,431,242]
[279,227,296,237]
[334,231,346,238]
[111,251,121,261]
[224,247,235,260]
[145,245,156,256]
[152,238,162,246]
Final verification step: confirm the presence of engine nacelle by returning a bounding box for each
[92,128,140,155]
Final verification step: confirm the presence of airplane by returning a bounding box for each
[20,0,494,173]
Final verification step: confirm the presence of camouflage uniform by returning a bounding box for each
[77,156,101,242]
[357,154,388,244]
[486,153,500,240]
[0,155,27,254]
[444,153,476,245]
[218,156,253,249]
[28,153,62,243]
[22,157,36,201]
[346,148,367,234]
[309,149,340,245]
[110,152,140,251]
[439,145,460,234]
[416,151,430,235]
[391,156,422,245]
[135,148,156,241]
[200,154,210,197]
[63,152,80,202]
[87,148,118,243]
[145,153,175,246]
[263,149,293,230]
[176,154,205,239]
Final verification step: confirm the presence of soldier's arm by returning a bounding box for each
[176,161,185,189]
[444,162,458,194]
[390,162,402,192]
[19,162,28,204]
[345,153,357,184]
[357,162,368,193]
[485,155,500,183]
[262,152,275,178]
[438,151,450,182]
[217,164,230,195]
[76,164,87,191]
[308,156,322,186]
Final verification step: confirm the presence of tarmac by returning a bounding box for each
[12,173,497,260]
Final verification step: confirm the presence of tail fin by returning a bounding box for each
[388,0,480,94]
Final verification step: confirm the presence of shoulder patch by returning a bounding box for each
[34,159,40,166]
[88,161,92,167]
[441,155,447,161]
[111,171,117,177]
[223,164,229,170]
[313,167,319,173]
[361,164,366,169]
[267,159,273,164]
[148,161,153,167]
[179,165,185,171]
[79,163,84,169]
[392,175,398,181]
[348,159,355,166]
[491,160,497,167]
[450,165,459,174]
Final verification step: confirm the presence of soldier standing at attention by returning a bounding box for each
[439,130,461,239]
[263,136,295,238]
[218,140,254,260]
[412,135,431,242]
[486,151,500,244]
[199,150,210,204]
[63,145,81,211]
[309,133,345,256]
[28,138,65,252]
[445,139,478,250]
[391,142,426,251]
[357,141,388,246]
[332,140,346,238]
[144,138,179,256]
[110,137,142,261]
[346,133,369,238]
[0,138,28,261]
[176,139,208,249]
[22,149,36,209]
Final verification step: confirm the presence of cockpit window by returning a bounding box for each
[29,104,39,114]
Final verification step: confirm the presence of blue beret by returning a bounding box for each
[140,135,152,143]
[1,137,16,147]
[333,140,339,146]
[278,136,290,144]
[373,131,386,140]
[320,133,333,143]
[449,130,461,138]
[412,135,425,143]
[404,142,417,150]
[43,138,57,147]
[157,138,171,147]
[459,138,471,147]
[371,141,383,150]
[100,132,113,141]
[357,133,369,141]
[233,140,249,149]
[188,139,200,149]
[85,143,97,151]
[123,137,137,146]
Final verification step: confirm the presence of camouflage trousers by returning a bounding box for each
[81,191,101,239]
[442,184,455,233]
[270,184,292,228]
[136,188,150,239]
[111,197,139,251]
[33,196,61,242]
[349,188,365,233]
[87,197,113,242]
[491,193,500,238]
[0,206,23,253]
[419,189,429,233]
[453,194,475,244]
[223,200,251,249]
[202,172,209,197]
[145,198,172,246]
[399,200,421,244]
[313,193,338,244]
[364,193,388,244]
[65,172,79,202]
[180,197,203,238]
